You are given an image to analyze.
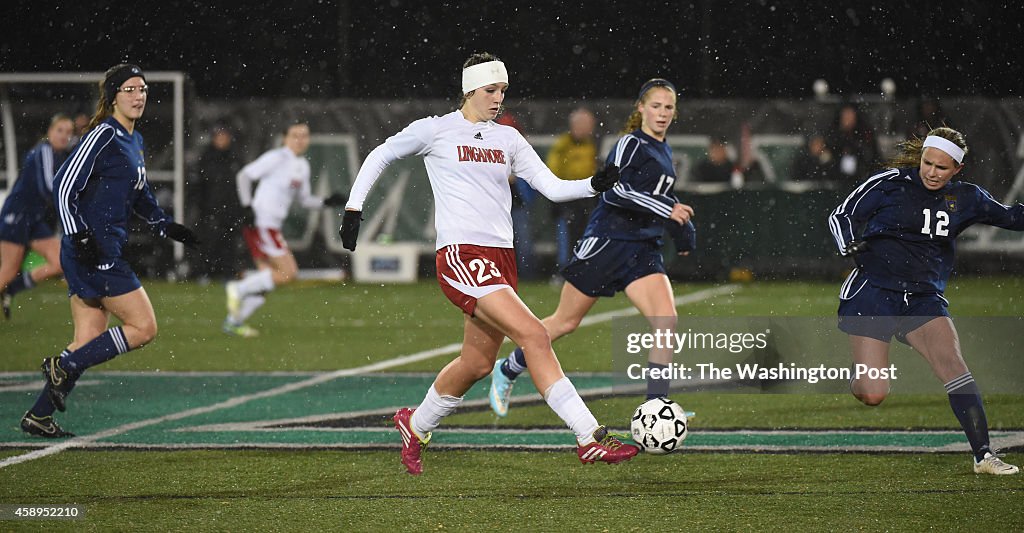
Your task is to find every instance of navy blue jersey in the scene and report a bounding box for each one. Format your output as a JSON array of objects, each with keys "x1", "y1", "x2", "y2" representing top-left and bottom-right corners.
[
  {"x1": 583, "y1": 129, "x2": 680, "y2": 242},
  {"x1": 54, "y1": 117, "x2": 169, "y2": 260},
  {"x1": 829, "y1": 167, "x2": 1024, "y2": 293},
  {"x1": 1, "y1": 140, "x2": 66, "y2": 219}
]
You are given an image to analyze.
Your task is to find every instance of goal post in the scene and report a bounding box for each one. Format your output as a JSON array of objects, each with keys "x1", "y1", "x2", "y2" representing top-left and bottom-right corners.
[{"x1": 0, "y1": 71, "x2": 187, "y2": 260}]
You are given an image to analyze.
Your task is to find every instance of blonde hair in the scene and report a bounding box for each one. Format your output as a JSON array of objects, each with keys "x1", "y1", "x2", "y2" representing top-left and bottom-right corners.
[
  {"x1": 622, "y1": 84, "x2": 677, "y2": 134},
  {"x1": 886, "y1": 126, "x2": 967, "y2": 168}
]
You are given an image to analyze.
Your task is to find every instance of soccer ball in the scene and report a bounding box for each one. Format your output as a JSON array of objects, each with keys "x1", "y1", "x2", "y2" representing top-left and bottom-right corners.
[{"x1": 630, "y1": 397, "x2": 688, "y2": 454}]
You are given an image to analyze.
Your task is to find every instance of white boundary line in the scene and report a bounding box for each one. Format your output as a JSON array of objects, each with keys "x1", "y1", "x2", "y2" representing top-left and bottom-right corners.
[{"x1": 0, "y1": 285, "x2": 739, "y2": 469}]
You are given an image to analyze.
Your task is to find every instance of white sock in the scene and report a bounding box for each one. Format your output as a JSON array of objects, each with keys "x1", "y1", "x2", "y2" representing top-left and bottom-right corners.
[
  {"x1": 544, "y1": 377, "x2": 600, "y2": 445},
  {"x1": 237, "y1": 295, "x2": 266, "y2": 323},
  {"x1": 410, "y1": 385, "x2": 463, "y2": 438},
  {"x1": 236, "y1": 269, "x2": 275, "y2": 297}
]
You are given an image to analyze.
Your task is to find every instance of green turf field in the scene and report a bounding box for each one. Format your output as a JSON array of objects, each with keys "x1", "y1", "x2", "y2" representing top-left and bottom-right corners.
[{"x1": 1, "y1": 277, "x2": 1023, "y2": 531}]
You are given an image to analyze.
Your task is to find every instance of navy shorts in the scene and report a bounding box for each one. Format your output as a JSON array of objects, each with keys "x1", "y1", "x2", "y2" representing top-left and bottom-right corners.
[
  {"x1": 60, "y1": 245, "x2": 141, "y2": 300},
  {"x1": 837, "y1": 270, "x2": 949, "y2": 344},
  {"x1": 560, "y1": 237, "x2": 665, "y2": 297},
  {"x1": 0, "y1": 212, "x2": 54, "y2": 245}
]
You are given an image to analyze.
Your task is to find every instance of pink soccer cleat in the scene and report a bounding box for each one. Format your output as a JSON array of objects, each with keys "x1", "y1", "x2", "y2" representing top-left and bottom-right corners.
[
  {"x1": 577, "y1": 426, "x2": 640, "y2": 464},
  {"x1": 394, "y1": 407, "x2": 431, "y2": 475}
]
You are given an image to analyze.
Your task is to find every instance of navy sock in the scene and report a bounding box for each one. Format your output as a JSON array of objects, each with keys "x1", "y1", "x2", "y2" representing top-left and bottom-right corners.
[
  {"x1": 29, "y1": 349, "x2": 71, "y2": 417},
  {"x1": 945, "y1": 372, "x2": 991, "y2": 461},
  {"x1": 62, "y1": 327, "x2": 131, "y2": 374},
  {"x1": 500, "y1": 347, "x2": 528, "y2": 380},
  {"x1": 7, "y1": 271, "x2": 34, "y2": 296},
  {"x1": 646, "y1": 362, "x2": 671, "y2": 399}
]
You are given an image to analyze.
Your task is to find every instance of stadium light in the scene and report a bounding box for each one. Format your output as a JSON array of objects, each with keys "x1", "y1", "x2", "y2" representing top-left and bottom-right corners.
[{"x1": 812, "y1": 78, "x2": 829, "y2": 102}]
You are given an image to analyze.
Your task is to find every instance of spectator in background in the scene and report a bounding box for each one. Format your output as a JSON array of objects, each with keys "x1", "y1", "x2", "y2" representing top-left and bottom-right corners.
[
  {"x1": 792, "y1": 133, "x2": 840, "y2": 183},
  {"x1": 827, "y1": 102, "x2": 879, "y2": 180},
  {"x1": 692, "y1": 137, "x2": 736, "y2": 184},
  {"x1": 190, "y1": 125, "x2": 244, "y2": 281},
  {"x1": 546, "y1": 107, "x2": 598, "y2": 274},
  {"x1": 906, "y1": 97, "x2": 947, "y2": 140},
  {"x1": 69, "y1": 111, "x2": 90, "y2": 147}
]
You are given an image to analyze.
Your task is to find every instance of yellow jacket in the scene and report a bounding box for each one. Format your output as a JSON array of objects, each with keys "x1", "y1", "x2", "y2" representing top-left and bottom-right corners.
[{"x1": 546, "y1": 133, "x2": 597, "y2": 181}]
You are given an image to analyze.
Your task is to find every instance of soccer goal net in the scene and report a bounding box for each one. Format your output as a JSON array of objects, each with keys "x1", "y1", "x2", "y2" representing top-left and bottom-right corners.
[{"x1": 0, "y1": 71, "x2": 187, "y2": 260}]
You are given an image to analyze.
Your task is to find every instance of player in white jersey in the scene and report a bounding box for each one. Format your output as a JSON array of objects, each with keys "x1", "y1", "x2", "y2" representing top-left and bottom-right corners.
[
  {"x1": 339, "y1": 52, "x2": 638, "y2": 474},
  {"x1": 223, "y1": 122, "x2": 346, "y2": 337}
]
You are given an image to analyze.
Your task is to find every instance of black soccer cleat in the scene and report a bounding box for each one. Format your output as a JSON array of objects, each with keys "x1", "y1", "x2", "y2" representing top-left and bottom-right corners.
[
  {"x1": 1, "y1": 288, "x2": 11, "y2": 319},
  {"x1": 41, "y1": 357, "x2": 75, "y2": 412},
  {"x1": 20, "y1": 412, "x2": 75, "y2": 438}
]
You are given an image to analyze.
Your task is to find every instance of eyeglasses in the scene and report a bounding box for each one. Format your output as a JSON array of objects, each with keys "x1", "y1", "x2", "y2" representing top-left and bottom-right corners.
[{"x1": 117, "y1": 85, "x2": 149, "y2": 95}]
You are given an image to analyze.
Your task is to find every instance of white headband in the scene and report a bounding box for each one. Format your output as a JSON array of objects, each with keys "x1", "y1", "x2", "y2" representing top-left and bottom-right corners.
[
  {"x1": 462, "y1": 61, "x2": 508, "y2": 94},
  {"x1": 922, "y1": 135, "x2": 965, "y2": 164}
]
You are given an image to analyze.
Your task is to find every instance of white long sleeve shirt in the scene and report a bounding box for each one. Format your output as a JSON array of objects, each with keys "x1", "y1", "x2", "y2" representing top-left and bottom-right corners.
[
  {"x1": 237, "y1": 147, "x2": 321, "y2": 229},
  {"x1": 347, "y1": 110, "x2": 596, "y2": 250}
]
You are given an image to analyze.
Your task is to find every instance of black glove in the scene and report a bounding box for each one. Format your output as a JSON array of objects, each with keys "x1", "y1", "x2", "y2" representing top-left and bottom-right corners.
[
  {"x1": 163, "y1": 222, "x2": 201, "y2": 249},
  {"x1": 71, "y1": 230, "x2": 101, "y2": 266},
  {"x1": 590, "y1": 165, "x2": 620, "y2": 193},
  {"x1": 844, "y1": 240, "x2": 869, "y2": 256},
  {"x1": 322, "y1": 192, "x2": 349, "y2": 207},
  {"x1": 339, "y1": 210, "x2": 362, "y2": 251}
]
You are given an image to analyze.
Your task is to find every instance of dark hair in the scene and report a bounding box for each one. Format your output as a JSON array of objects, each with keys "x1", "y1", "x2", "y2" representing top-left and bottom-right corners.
[
  {"x1": 622, "y1": 78, "x2": 678, "y2": 133},
  {"x1": 459, "y1": 52, "x2": 502, "y2": 108},
  {"x1": 886, "y1": 126, "x2": 967, "y2": 168},
  {"x1": 282, "y1": 121, "x2": 309, "y2": 136}
]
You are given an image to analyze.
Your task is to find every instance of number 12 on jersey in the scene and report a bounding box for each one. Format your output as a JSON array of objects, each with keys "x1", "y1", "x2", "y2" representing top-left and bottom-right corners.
[{"x1": 920, "y1": 208, "x2": 949, "y2": 237}]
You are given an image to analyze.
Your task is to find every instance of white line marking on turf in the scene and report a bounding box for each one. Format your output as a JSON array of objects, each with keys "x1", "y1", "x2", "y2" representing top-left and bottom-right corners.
[{"x1": 0, "y1": 285, "x2": 739, "y2": 469}]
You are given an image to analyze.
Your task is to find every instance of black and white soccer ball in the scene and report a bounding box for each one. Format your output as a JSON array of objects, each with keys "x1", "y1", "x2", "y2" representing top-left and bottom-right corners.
[{"x1": 630, "y1": 397, "x2": 688, "y2": 455}]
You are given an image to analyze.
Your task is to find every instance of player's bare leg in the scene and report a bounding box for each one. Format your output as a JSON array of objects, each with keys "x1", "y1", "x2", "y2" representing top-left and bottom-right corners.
[
  {"x1": 28, "y1": 237, "x2": 63, "y2": 283},
  {"x1": 625, "y1": 273, "x2": 677, "y2": 398},
  {"x1": 473, "y1": 288, "x2": 639, "y2": 463},
  {"x1": 848, "y1": 335, "x2": 891, "y2": 406},
  {"x1": 542, "y1": 282, "x2": 600, "y2": 341},
  {"x1": 262, "y1": 253, "x2": 298, "y2": 286},
  {"x1": 906, "y1": 318, "x2": 1017, "y2": 474},
  {"x1": 491, "y1": 282, "x2": 598, "y2": 416}
]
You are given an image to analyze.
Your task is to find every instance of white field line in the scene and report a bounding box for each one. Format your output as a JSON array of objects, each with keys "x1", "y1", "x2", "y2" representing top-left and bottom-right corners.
[{"x1": 0, "y1": 284, "x2": 739, "y2": 469}]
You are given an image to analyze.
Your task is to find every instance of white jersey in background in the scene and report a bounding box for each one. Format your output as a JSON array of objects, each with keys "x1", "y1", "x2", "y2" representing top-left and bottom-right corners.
[
  {"x1": 347, "y1": 110, "x2": 597, "y2": 250},
  {"x1": 237, "y1": 147, "x2": 321, "y2": 229}
]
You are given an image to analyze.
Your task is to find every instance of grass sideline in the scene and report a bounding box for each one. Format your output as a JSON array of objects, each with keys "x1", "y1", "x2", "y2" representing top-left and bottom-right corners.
[{"x1": 1, "y1": 277, "x2": 1023, "y2": 530}]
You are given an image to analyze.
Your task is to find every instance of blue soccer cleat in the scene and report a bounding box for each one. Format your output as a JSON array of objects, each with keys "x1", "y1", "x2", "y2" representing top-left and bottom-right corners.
[{"x1": 489, "y1": 359, "x2": 515, "y2": 417}]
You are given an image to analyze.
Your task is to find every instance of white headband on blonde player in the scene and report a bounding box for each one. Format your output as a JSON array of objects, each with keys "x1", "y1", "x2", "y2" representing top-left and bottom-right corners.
[
  {"x1": 462, "y1": 61, "x2": 509, "y2": 94},
  {"x1": 923, "y1": 135, "x2": 965, "y2": 164}
]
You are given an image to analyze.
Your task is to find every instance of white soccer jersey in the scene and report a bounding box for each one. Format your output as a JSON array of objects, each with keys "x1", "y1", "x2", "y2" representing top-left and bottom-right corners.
[
  {"x1": 348, "y1": 110, "x2": 596, "y2": 250},
  {"x1": 237, "y1": 146, "x2": 321, "y2": 229}
]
